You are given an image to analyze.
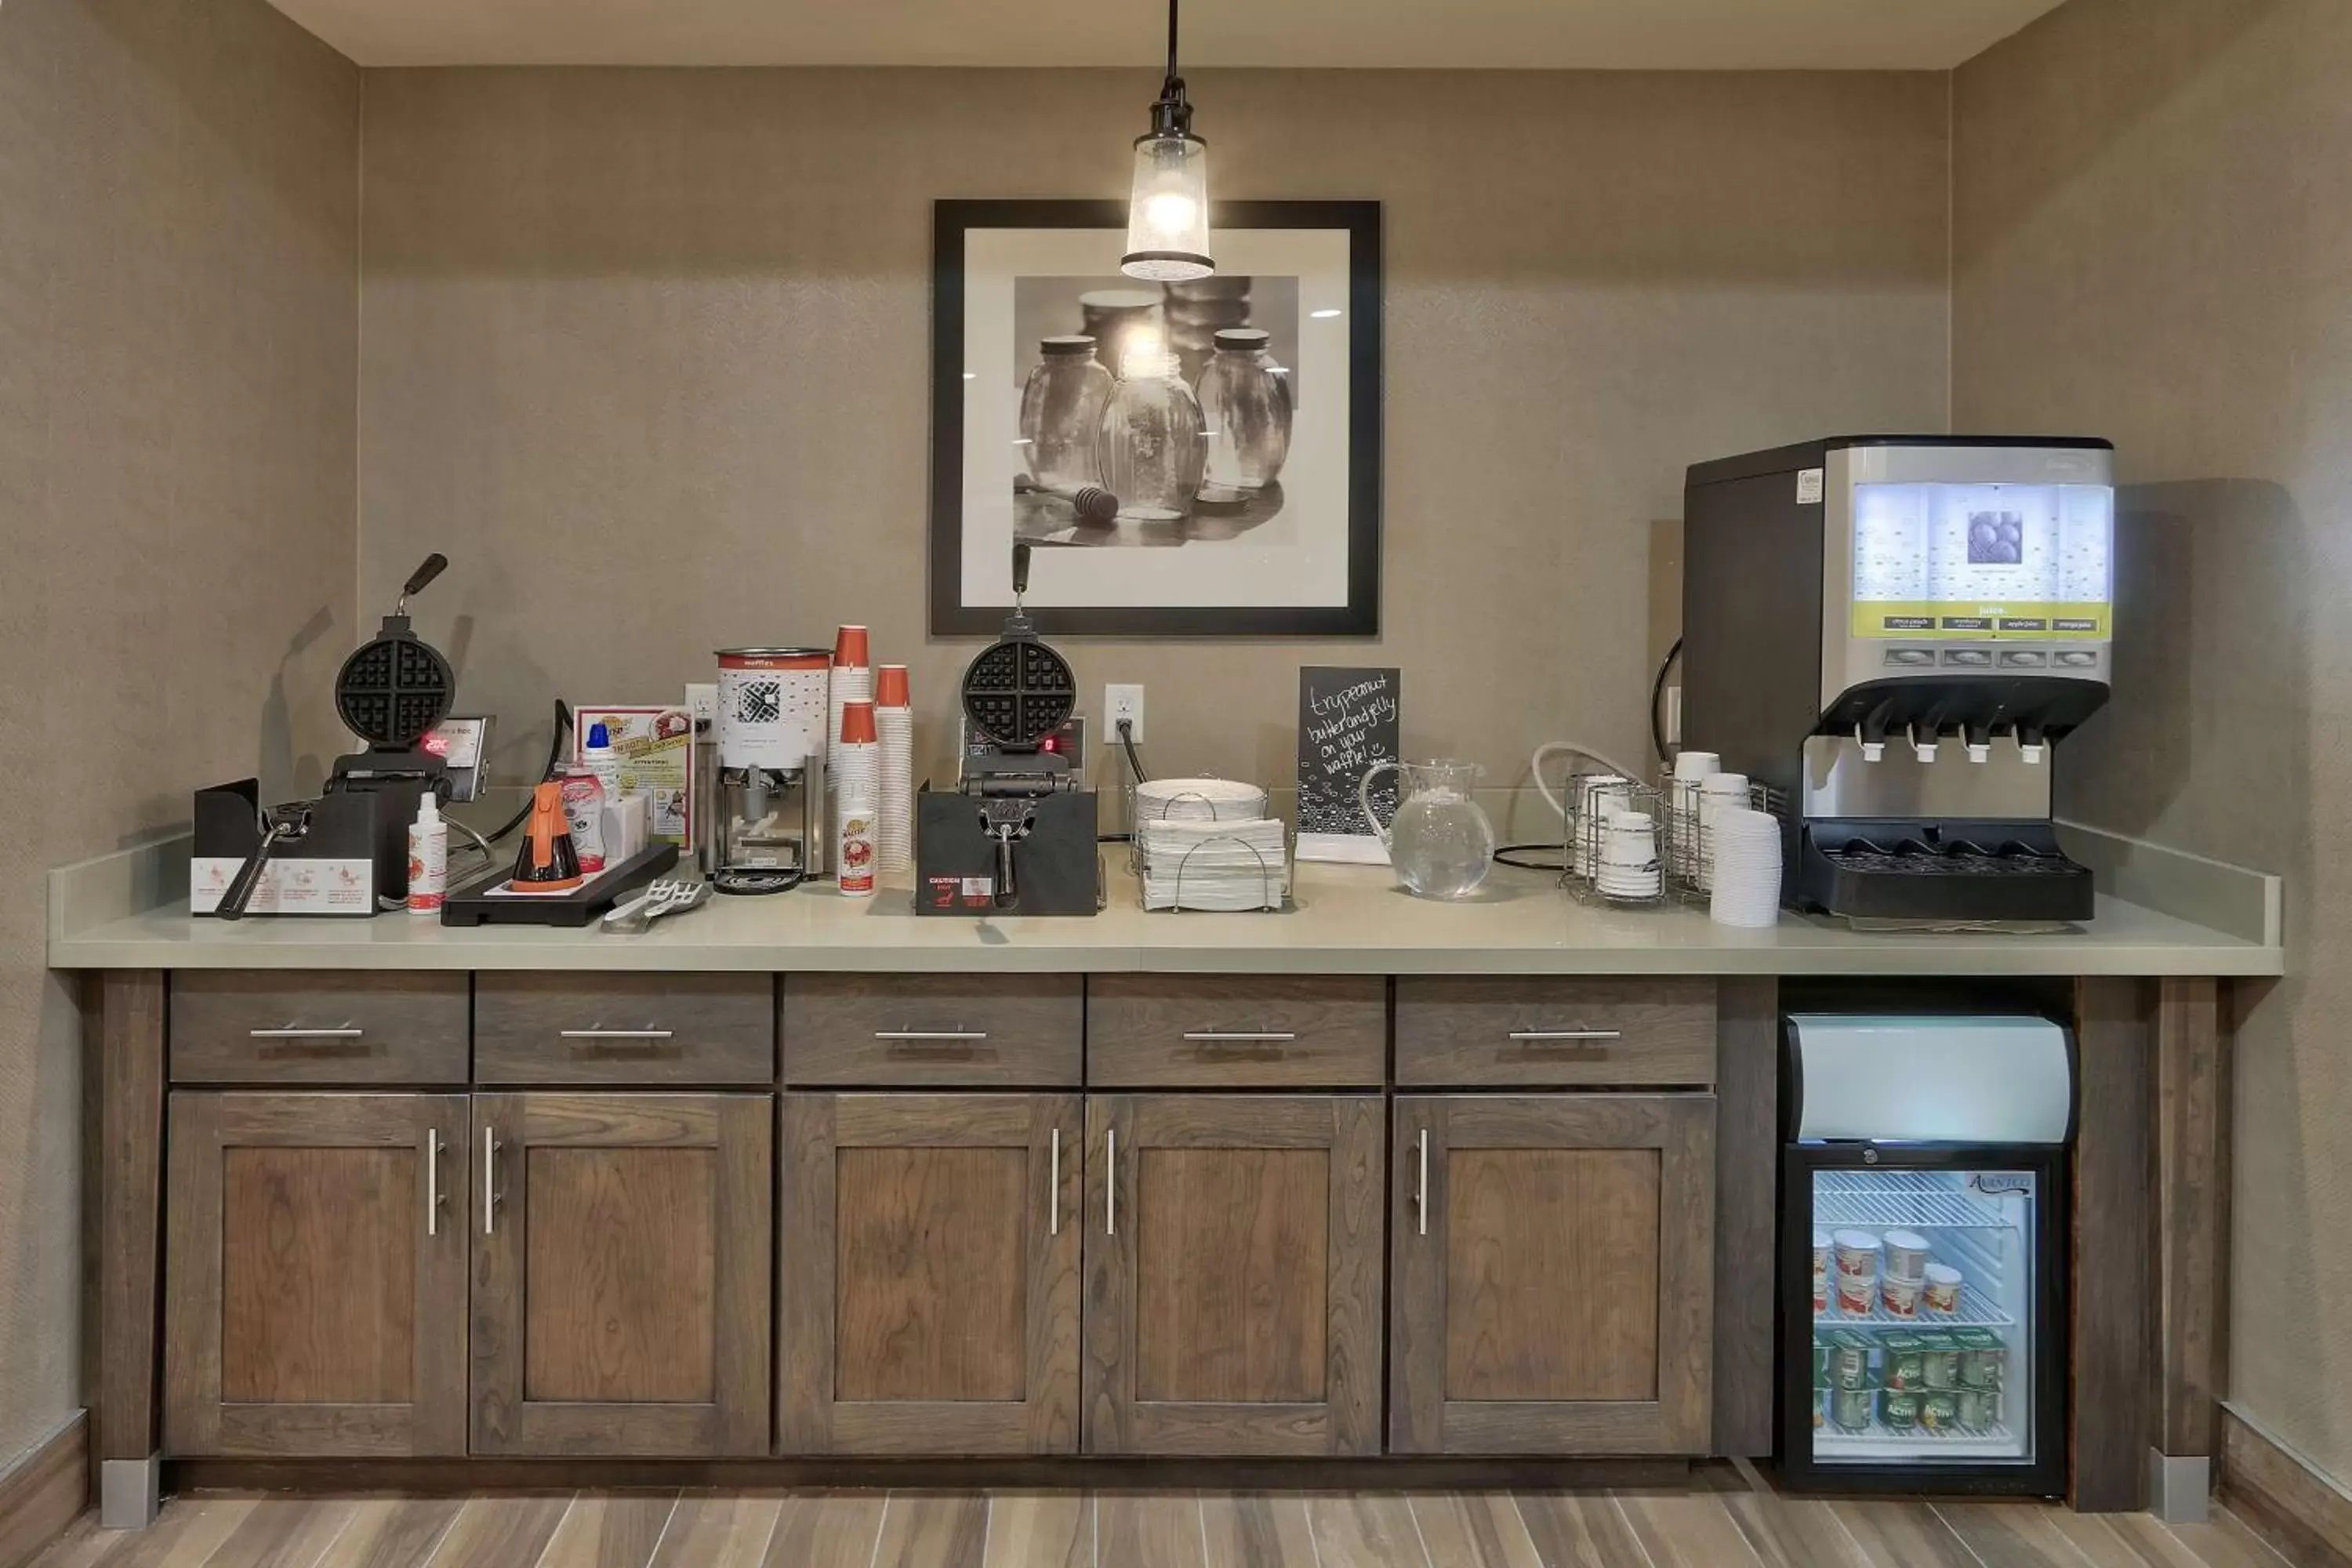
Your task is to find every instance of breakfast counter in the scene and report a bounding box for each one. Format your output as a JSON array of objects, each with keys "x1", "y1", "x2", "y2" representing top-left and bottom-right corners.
[{"x1": 52, "y1": 831, "x2": 2274, "y2": 1528}]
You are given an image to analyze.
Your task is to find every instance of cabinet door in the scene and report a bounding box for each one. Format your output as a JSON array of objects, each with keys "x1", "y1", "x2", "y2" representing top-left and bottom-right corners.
[
  {"x1": 779, "y1": 1093, "x2": 1080, "y2": 1454},
  {"x1": 1391, "y1": 1094, "x2": 1716, "y2": 1455},
  {"x1": 1083, "y1": 1094, "x2": 1383, "y2": 1455},
  {"x1": 165, "y1": 1092, "x2": 469, "y2": 1457},
  {"x1": 471, "y1": 1093, "x2": 772, "y2": 1456}
]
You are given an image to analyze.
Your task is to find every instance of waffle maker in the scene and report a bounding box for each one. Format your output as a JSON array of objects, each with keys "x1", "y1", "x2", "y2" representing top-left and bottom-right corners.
[
  {"x1": 216, "y1": 556, "x2": 459, "y2": 916},
  {"x1": 915, "y1": 545, "x2": 1101, "y2": 915}
]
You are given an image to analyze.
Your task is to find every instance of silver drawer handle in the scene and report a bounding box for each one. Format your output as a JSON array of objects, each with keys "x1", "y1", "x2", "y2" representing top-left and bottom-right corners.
[
  {"x1": 1182, "y1": 1031, "x2": 1297, "y2": 1043},
  {"x1": 483, "y1": 1127, "x2": 502, "y2": 1236},
  {"x1": 1105, "y1": 1127, "x2": 1116, "y2": 1236},
  {"x1": 1049, "y1": 1129, "x2": 1061, "y2": 1237},
  {"x1": 1417, "y1": 1128, "x2": 1429, "y2": 1237},
  {"x1": 558, "y1": 1028, "x2": 676, "y2": 1040},
  {"x1": 249, "y1": 1026, "x2": 364, "y2": 1039},
  {"x1": 1507, "y1": 1029, "x2": 1623, "y2": 1043},
  {"x1": 426, "y1": 1129, "x2": 443, "y2": 1237},
  {"x1": 873, "y1": 1030, "x2": 989, "y2": 1042}
]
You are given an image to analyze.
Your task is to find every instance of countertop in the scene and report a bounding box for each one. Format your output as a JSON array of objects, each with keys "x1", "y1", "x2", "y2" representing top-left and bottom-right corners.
[{"x1": 46, "y1": 841, "x2": 2285, "y2": 977}]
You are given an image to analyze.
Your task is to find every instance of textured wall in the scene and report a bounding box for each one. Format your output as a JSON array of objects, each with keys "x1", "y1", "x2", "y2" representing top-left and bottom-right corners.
[
  {"x1": 0, "y1": 0, "x2": 358, "y2": 1465},
  {"x1": 359, "y1": 67, "x2": 1950, "y2": 795},
  {"x1": 1955, "y1": 0, "x2": 2352, "y2": 1486}
]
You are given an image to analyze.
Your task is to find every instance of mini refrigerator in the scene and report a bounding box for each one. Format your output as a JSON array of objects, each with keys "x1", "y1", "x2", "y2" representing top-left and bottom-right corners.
[{"x1": 1777, "y1": 1014, "x2": 2072, "y2": 1496}]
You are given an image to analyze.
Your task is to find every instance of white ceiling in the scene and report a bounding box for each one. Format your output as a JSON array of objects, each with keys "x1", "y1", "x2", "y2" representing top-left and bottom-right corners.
[{"x1": 269, "y1": 0, "x2": 2067, "y2": 71}]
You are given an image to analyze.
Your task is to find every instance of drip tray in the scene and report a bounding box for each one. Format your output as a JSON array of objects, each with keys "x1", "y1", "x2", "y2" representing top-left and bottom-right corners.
[{"x1": 1800, "y1": 820, "x2": 2094, "y2": 923}]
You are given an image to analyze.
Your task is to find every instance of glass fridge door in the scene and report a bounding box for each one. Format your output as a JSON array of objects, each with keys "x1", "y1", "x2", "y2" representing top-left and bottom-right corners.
[{"x1": 1807, "y1": 1167, "x2": 2038, "y2": 1465}]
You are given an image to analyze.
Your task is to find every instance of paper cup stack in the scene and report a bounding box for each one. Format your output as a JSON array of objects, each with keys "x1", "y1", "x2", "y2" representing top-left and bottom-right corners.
[
  {"x1": 1595, "y1": 810, "x2": 1662, "y2": 902},
  {"x1": 1696, "y1": 772, "x2": 1751, "y2": 891},
  {"x1": 828, "y1": 626, "x2": 872, "y2": 782},
  {"x1": 1706, "y1": 806, "x2": 1783, "y2": 927},
  {"x1": 1570, "y1": 774, "x2": 1632, "y2": 877},
  {"x1": 876, "y1": 664, "x2": 913, "y2": 876},
  {"x1": 833, "y1": 699, "x2": 879, "y2": 866},
  {"x1": 1668, "y1": 751, "x2": 1719, "y2": 882}
]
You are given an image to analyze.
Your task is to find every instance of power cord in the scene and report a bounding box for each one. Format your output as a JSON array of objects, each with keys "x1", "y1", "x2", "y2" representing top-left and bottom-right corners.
[
  {"x1": 1494, "y1": 843, "x2": 1567, "y2": 873},
  {"x1": 1650, "y1": 637, "x2": 1682, "y2": 765},
  {"x1": 477, "y1": 699, "x2": 575, "y2": 847},
  {"x1": 1098, "y1": 717, "x2": 1151, "y2": 844}
]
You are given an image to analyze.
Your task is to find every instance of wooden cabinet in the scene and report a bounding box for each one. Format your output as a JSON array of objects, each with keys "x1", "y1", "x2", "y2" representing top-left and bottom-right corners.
[
  {"x1": 1083, "y1": 1094, "x2": 1383, "y2": 1455},
  {"x1": 1389, "y1": 1094, "x2": 1715, "y2": 1455},
  {"x1": 779, "y1": 1093, "x2": 1080, "y2": 1454},
  {"x1": 164, "y1": 1092, "x2": 470, "y2": 1456},
  {"x1": 782, "y1": 975, "x2": 1083, "y2": 1087},
  {"x1": 474, "y1": 973, "x2": 775, "y2": 1085},
  {"x1": 1394, "y1": 978, "x2": 1717, "y2": 1087},
  {"x1": 1085, "y1": 976, "x2": 1386, "y2": 1088},
  {"x1": 169, "y1": 972, "x2": 470, "y2": 1084},
  {"x1": 470, "y1": 1092, "x2": 772, "y2": 1456}
]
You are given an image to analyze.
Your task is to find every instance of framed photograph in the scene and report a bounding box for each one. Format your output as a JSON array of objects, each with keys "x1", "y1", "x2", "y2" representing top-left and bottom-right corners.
[{"x1": 930, "y1": 199, "x2": 1382, "y2": 637}]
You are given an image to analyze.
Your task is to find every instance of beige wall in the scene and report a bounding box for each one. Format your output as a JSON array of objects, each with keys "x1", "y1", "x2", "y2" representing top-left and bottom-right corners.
[
  {"x1": 358, "y1": 67, "x2": 1951, "y2": 796},
  {"x1": 1955, "y1": 0, "x2": 2352, "y2": 1486},
  {"x1": 0, "y1": 0, "x2": 358, "y2": 1464}
]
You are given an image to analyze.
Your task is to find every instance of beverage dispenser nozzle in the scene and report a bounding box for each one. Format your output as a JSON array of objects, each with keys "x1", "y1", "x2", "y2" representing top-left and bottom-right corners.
[
  {"x1": 1965, "y1": 721, "x2": 1993, "y2": 764},
  {"x1": 2016, "y1": 724, "x2": 2047, "y2": 764},
  {"x1": 1853, "y1": 722, "x2": 1886, "y2": 764},
  {"x1": 1907, "y1": 722, "x2": 1939, "y2": 764}
]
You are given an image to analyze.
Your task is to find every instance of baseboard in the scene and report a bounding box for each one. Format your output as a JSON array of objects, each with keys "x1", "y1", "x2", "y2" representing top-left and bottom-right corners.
[
  {"x1": 0, "y1": 1413, "x2": 90, "y2": 1568},
  {"x1": 2221, "y1": 1406, "x2": 2352, "y2": 1568}
]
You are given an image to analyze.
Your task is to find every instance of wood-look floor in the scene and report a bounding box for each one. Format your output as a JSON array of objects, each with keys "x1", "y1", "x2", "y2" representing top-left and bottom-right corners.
[{"x1": 29, "y1": 1466, "x2": 2292, "y2": 1568}]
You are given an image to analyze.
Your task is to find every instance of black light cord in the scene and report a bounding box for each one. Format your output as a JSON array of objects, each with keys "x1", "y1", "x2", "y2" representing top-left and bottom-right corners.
[
  {"x1": 1116, "y1": 717, "x2": 1150, "y2": 786},
  {"x1": 477, "y1": 699, "x2": 575, "y2": 848},
  {"x1": 1494, "y1": 843, "x2": 1567, "y2": 873},
  {"x1": 1650, "y1": 637, "x2": 1683, "y2": 765}
]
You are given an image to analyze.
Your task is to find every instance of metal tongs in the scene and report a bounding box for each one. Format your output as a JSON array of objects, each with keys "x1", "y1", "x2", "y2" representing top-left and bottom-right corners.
[{"x1": 600, "y1": 877, "x2": 713, "y2": 934}]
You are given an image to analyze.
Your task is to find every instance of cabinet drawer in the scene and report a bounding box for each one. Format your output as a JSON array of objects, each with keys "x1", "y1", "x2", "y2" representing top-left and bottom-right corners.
[
  {"x1": 1087, "y1": 975, "x2": 1385, "y2": 1087},
  {"x1": 169, "y1": 972, "x2": 469, "y2": 1083},
  {"x1": 1396, "y1": 978, "x2": 1715, "y2": 1087},
  {"x1": 782, "y1": 974, "x2": 1082, "y2": 1086},
  {"x1": 474, "y1": 973, "x2": 774, "y2": 1084}
]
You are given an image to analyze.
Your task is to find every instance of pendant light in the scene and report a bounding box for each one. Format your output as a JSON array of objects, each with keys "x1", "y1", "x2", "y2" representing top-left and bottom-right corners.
[{"x1": 1120, "y1": 0, "x2": 1214, "y2": 281}]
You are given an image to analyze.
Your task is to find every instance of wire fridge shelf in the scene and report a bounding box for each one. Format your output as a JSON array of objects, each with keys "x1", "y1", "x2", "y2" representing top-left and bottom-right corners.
[{"x1": 1813, "y1": 1171, "x2": 2022, "y2": 1230}]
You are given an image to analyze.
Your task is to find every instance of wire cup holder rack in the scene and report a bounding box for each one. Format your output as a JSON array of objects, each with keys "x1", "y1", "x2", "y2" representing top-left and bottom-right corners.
[
  {"x1": 1125, "y1": 780, "x2": 1295, "y2": 913},
  {"x1": 1552, "y1": 764, "x2": 1783, "y2": 909}
]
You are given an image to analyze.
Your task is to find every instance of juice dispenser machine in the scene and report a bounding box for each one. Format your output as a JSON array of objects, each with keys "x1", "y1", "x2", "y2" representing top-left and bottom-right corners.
[{"x1": 1681, "y1": 437, "x2": 2115, "y2": 922}]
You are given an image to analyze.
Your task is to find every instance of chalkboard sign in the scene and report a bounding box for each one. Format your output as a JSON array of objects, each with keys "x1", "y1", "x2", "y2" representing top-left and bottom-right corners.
[{"x1": 1297, "y1": 666, "x2": 1401, "y2": 864}]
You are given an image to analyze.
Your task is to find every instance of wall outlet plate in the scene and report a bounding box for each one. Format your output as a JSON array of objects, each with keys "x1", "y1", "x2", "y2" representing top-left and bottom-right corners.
[
  {"x1": 686, "y1": 683, "x2": 718, "y2": 725},
  {"x1": 1105, "y1": 684, "x2": 1145, "y2": 742}
]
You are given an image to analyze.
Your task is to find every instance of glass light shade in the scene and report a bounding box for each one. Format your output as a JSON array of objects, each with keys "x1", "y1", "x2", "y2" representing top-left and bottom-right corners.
[{"x1": 1121, "y1": 133, "x2": 1212, "y2": 281}]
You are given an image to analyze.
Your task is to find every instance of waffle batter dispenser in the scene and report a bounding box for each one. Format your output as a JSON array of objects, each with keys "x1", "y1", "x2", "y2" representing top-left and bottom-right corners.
[
  {"x1": 916, "y1": 546, "x2": 1100, "y2": 915},
  {"x1": 1681, "y1": 437, "x2": 2115, "y2": 923}
]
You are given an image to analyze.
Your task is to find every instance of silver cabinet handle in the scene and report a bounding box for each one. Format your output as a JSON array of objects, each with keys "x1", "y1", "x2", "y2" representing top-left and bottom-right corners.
[
  {"x1": 249, "y1": 1026, "x2": 364, "y2": 1039},
  {"x1": 1105, "y1": 1127, "x2": 1116, "y2": 1236},
  {"x1": 426, "y1": 1129, "x2": 443, "y2": 1237},
  {"x1": 1182, "y1": 1031, "x2": 1297, "y2": 1043},
  {"x1": 1507, "y1": 1029, "x2": 1623, "y2": 1043},
  {"x1": 873, "y1": 1030, "x2": 989, "y2": 1042},
  {"x1": 482, "y1": 1126, "x2": 502, "y2": 1236},
  {"x1": 1049, "y1": 1129, "x2": 1061, "y2": 1237},
  {"x1": 1417, "y1": 1128, "x2": 1429, "y2": 1237},
  {"x1": 559, "y1": 1028, "x2": 675, "y2": 1040}
]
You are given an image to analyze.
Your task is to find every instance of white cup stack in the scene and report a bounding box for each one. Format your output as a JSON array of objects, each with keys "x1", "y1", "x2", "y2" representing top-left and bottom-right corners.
[
  {"x1": 1706, "y1": 806, "x2": 1784, "y2": 927},
  {"x1": 833, "y1": 698, "x2": 880, "y2": 862},
  {"x1": 1668, "y1": 750, "x2": 1720, "y2": 881},
  {"x1": 875, "y1": 665, "x2": 914, "y2": 876},
  {"x1": 1696, "y1": 772, "x2": 1751, "y2": 891},
  {"x1": 1570, "y1": 773, "x2": 1632, "y2": 877},
  {"x1": 1595, "y1": 810, "x2": 1663, "y2": 902}
]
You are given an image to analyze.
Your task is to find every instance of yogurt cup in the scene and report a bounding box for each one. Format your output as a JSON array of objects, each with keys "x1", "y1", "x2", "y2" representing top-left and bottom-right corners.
[
  {"x1": 1884, "y1": 1229, "x2": 1933, "y2": 1279},
  {"x1": 1835, "y1": 1270, "x2": 1875, "y2": 1316},
  {"x1": 1880, "y1": 1271, "x2": 1924, "y2": 1318},
  {"x1": 1922, "y1": 1263, "x2": 1964, "y2": 1314},
  {"x1": 1831, "y1": 1229, "x2": 1882, "y2": 1281}
]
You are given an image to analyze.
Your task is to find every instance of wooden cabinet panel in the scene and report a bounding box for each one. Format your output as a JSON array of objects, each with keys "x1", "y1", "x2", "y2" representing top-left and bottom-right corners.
[
  {"x1": 1391, "y1": 1094, "x2": 1715, "y2": 1455},
  {"x1": 780, "y1": 1094, "x2": 1080, "y2": 1454},
  {"x1": 165, "y1": 1092, "x2": 469, "y2": 1457},
  {"x1": 474, "y1": 973, "x2": 775, "y2": 1085},
  {"x1": 472, "y1": 1092, "x2": 771, "y2": 1456},
  {"x1": 782, "y1": 975, "x2": 1082, "y2": 1087},
  {"x1": 1394, "y1": 978, "x2": 1717, "y2": 1087},
  {"x1": 1086, "y1": 976, "x2": 1385, "y2": 1088},
  {"x1": 1084, "y1": 1094, "x2": 1382, "y2": 1455},
  {"x1": 169, "y1": 972, "x2": 469, "y2": 1084}
]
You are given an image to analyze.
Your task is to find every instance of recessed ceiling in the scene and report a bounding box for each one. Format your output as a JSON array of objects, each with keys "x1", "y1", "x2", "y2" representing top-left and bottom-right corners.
[{"x1": 270, "y1": 0, "x2": 2065, "y2": 71}]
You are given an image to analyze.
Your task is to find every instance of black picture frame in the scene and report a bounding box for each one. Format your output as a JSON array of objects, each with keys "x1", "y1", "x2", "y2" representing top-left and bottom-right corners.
[{"x1": 929, "y1": 198, "x2": 1383, "y2": 637}]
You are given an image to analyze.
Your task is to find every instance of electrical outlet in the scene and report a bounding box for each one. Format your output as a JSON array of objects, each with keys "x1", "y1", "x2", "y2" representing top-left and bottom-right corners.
[
  {"x1": 686, "y1": 683, "x2": 718, "y2": 725},
  {"x1": 1105, "y1": 684, "x2": 1145, "y2": 742}
]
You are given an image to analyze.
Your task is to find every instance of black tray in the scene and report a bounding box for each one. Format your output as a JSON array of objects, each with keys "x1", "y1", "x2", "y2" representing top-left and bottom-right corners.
[
  {"x1": 1798, "y1": 820, "x2": 2092, "y2": 922},
  {"x1": 440, "y1": 844, "x2": 679, "y2": 928}
]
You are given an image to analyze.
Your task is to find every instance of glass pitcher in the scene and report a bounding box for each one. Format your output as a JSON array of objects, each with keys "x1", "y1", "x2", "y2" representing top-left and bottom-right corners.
[{"x1": 1358, "y1": 759, "x2": 1496, "y2": 900}]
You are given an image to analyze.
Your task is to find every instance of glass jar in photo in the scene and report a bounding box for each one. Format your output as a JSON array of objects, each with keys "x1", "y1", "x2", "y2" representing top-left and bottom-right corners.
[
  {"x1": 1018, "y1": 336, "x2": 1115, "y2": 492},
  {"x1": 1195, "y1": 327, "x2": 1294, "y2": 501},
  {"x1": 1096, "y1": 339, "x2": 1207, "y2": 524}
]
